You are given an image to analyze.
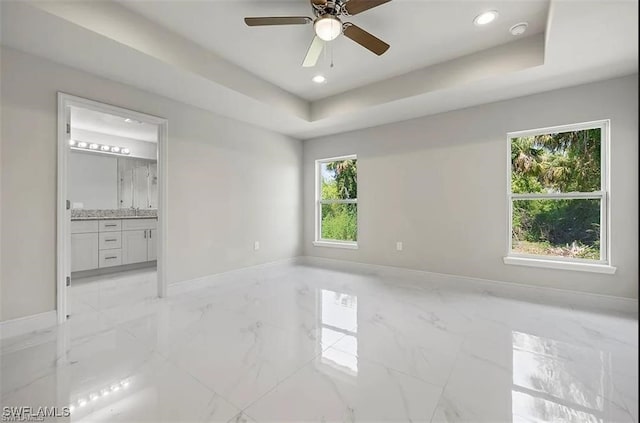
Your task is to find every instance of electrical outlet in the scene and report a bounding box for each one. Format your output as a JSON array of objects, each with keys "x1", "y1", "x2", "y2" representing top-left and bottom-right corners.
[
  {"x1": 254, "y1": 241, "x2": 260, "y2": 251},
  {"x1": 396, "y1": 242, "x2": 403, "y2": 251}
]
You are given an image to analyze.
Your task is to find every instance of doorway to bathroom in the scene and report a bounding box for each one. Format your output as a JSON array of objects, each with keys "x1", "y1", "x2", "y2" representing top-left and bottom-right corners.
[{"x1": 56, "y1": 94, "x2": 168, "y2": 324}]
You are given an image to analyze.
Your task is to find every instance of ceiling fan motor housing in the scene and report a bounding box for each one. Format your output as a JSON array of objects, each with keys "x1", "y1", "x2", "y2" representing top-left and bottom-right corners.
[{"x1": 312, "y1": 0, "x2": 347, "y2": 17}]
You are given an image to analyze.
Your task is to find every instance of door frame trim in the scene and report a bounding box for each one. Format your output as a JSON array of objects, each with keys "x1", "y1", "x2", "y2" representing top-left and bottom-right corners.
[{"x1": 57, "y1": 93, "x2": 169, "y2": 323}]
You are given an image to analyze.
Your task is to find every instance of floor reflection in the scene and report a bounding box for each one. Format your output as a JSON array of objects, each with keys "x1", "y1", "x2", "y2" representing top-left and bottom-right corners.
[
  {"x1": 318, "y1": 289, "x2": 358, "y2": 376},
  {"x1": 512, "y1": 330, "x2": 609, "y2": 423},
  {"x1": 69, "y1": 378, "x2": 131, "y2": 419}
]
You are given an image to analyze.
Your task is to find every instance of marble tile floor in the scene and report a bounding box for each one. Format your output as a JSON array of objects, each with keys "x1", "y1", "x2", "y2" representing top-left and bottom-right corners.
[{"x1": 0, "y1": 264, "x2": 637, "y2": 422}]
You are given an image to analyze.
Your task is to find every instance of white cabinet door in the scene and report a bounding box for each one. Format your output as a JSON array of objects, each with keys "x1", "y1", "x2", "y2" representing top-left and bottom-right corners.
[
  {"x1": 122, "y1": 230, "x2": 148, "y2": 264},
  {"x1": 71, "y1": 233, "x2": 99, "y2": 272},
  {"x1": 147, "y1": 229, "x2": 157, "y2": 261}
]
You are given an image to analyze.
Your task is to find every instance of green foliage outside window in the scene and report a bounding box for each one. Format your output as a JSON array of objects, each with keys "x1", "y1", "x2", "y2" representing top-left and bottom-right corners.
[
  {"x1": 511, "y1": 128, "x2": 602, "y2": 260},
  {"x1": 320, "y1": 159, "x2": 357, "y2": 242}
]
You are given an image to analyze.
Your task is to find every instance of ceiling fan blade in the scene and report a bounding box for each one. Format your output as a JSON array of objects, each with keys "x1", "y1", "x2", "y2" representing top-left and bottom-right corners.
[
  {"x1": 244, "y1": 16, "x2": 312, "y2": 26},
  {"x1": 344, "y1": 0, "x2": 391, "y2": 16},
  {"x1": 343, "y1": 24, "x2": 390, "y2": 56},
  {"x1": 302, "y1": 36, "x2": 324, "y2": 67}
]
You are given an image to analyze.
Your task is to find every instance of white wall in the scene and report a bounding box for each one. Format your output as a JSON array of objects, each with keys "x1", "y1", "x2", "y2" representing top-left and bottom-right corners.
[
  {"x1": 304, "y1": 75, "x2": 638, "y2": 300},
  {"x1": 68, "y1": 151, "x2": 118, "y2": 209},
  {"x1": 0, "y1": 47, "x2": 303, "y2": 321}
]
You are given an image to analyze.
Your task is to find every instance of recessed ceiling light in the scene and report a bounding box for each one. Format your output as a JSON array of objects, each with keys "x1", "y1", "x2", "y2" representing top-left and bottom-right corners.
[
  {"x1": 89, "y1": 143, "x2": 99, "y2": 150},
  {"x1": 474, "y1": 10, "x2": 498, "y2": 26},
  {"x1": 509, "y1": 22, "x2": 528, "y2": 35},
  {"x1": 77, "y1": 141, "x2": 88, "y2": 148},
  {"x1": 69, "y1": 139, "x2": 77, "y2": 146},
  {"x1": 124, "y1": 118, "x2": 133, "y2": 123},
  {"x1": 312, "y1": 75, "x2": 326, "y2": 84}
]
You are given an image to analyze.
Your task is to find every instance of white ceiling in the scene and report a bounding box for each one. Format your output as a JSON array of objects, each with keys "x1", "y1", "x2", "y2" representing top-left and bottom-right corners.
[
  {"x1": 1, "y1": 0, "x2": 637, "y2": 139},
  {"x1": 71, "y1": 107, "x2": 159, "y2": 142},
  {"x1": 120, "y1": 0, "x2": 550, "y2": 101}
]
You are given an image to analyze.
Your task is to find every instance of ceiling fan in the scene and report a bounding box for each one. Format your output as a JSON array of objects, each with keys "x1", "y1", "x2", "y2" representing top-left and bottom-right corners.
[{"x1": 244, "y1": 0, "x2": 392, "y2": 68}]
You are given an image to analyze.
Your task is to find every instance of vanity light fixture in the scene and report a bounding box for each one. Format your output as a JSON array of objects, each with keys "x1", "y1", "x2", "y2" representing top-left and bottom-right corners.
[{"x1": 71, "y1": 142, "x2": 131, "y2": 155}]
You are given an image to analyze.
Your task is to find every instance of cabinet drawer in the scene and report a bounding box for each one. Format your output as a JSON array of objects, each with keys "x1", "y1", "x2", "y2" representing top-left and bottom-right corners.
[
  {"x1": 99, "y1": 249, "x2": 122, "y2": 268},
  {"x1": 99, "y1": 232, "x2": 122, "y2": 250},
  {"x1": 99, "y1": 220, "x2": 122, "y2": 232},
  {"x1": 71, "y1": 220, "x2": 99, "y2": 234},
  {"x1": 122, "y1": 218, "x2": 157, "y2": 231}
]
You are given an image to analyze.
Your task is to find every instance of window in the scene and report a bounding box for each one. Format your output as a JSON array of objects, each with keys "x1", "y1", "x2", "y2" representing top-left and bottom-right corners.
[
  {"x1": 506, "y1": 121, "x2": 613, "y2": 272},
  {"x1": 314, "y1": 155, "x2": 358, "y2": 248}
]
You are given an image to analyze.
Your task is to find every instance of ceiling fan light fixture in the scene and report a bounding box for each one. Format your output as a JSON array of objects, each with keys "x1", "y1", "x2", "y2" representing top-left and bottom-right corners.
[
  {"x1": 312, "y1": 75, "x2": 326, "y2": 83},
  {"x1": 314, "y1": 16, "x2": 342, "y2": 41}
]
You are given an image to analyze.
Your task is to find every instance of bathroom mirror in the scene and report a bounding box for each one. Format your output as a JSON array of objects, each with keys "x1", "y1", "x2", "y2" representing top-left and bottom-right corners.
[{"x1": 68, "y1": 150, "x2": 157, "y2": 210}]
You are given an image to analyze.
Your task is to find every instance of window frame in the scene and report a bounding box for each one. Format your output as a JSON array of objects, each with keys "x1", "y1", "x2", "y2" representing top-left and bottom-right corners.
[
  {"x1": 314, "y1": 154, "x2": 359, "y2": 249},
  {"x1": 505, "y1": 120, "x2": 615, "y2": 273}
]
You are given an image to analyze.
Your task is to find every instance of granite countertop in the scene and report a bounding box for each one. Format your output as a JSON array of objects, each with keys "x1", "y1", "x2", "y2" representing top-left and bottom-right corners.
[
  {"x1": 70, "y1": 209, "x2": 157, "y2": 221},
  {"x1": 71, "y1": 216, "x2": 158, "y2": 221}
]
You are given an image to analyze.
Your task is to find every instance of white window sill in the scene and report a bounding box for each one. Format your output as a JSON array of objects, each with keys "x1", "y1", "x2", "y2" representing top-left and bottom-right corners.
[
  {"x1": 503, "y1": 256, "x2": 616, "y2": 274},
  {"x1": 313, "y1": 240, "x2": 359, "y2": 250}
]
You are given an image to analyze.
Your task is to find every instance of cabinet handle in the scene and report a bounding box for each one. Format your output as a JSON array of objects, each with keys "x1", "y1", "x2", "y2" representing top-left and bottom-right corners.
[
  {"x1": 105, "y1": 224, "x2": 117, "y2": 227},
  {"x1": 149, "y1": 230, "x2": 152, "y2": 239},
  {"x1": 144, "y1": 230, "x2": 147, "y2": 239},
  {"x1": 105, "y1": 256, "x2": 117, "y2": 260},
  {"x1": 105, "y1": 238, "x2": 117, "y2": 242}
]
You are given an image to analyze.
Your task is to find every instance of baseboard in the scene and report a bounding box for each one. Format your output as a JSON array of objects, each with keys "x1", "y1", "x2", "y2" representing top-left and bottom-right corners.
[
  {"x1": 0, "y1": 310, "x2": 58, "y2": 340},
  {"x1": 297, "y1": 256, "x2": 638, "y2": 316},
  {"x1": 72, "y1": 261, "x2": 156, "y2": 279},
  {"x1": 168, "y1": 256, "x2": 303, "y2": 296}
]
